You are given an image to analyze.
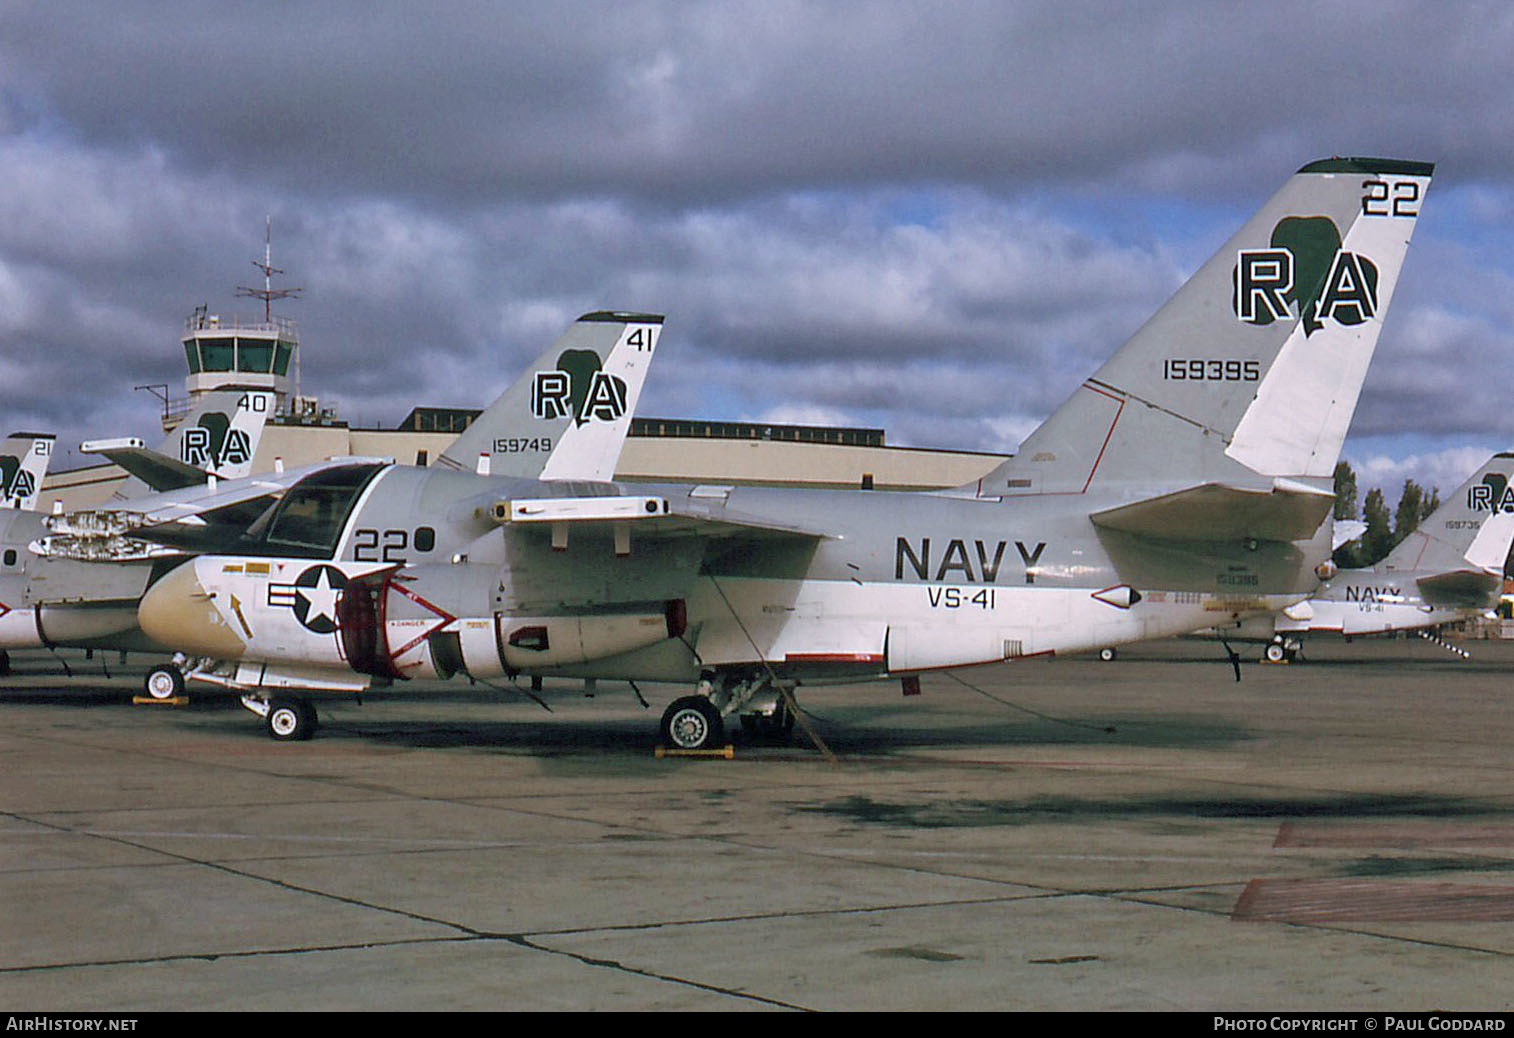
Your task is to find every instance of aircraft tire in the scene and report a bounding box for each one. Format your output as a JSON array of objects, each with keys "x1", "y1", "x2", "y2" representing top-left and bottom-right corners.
[
  {"x1": 0, "y1": 650, "x2": 9, "y2": 676},
  {"x1": 1098, "y1": 647, "x2": 1117, "y2": 662},
  {"x1": 1264, "y1": 643, "x2": 1286, "y2": 663},
  {"x1": 661, "y1": 695, "x2": 724, "y2": 751},
  {"x1": 267, "y1": 697, "x2": 317, "y2": 741},
  {"x1": 144, "y1": 665, "x2": 185, "y2": 700}
]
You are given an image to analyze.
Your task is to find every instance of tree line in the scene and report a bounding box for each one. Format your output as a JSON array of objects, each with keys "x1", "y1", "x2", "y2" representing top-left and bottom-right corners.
[{"x1": 1331, "y1": 459, "x2": 1439, "y2": 569}]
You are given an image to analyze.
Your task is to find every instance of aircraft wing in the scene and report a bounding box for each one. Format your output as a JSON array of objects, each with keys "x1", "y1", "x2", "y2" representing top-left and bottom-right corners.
[
  {"x1": 32, "y1": 458, "x2": 387, "y2": 561},
  {"x1": 82, "y1": 440, "x2": 218, "y2": 493},
  {"x1": 495, "y1": 487, "x2": 829, "y2": 543},
  {"x1": 1089, "y1": 479, "x2": 1334, "y2": 543},
  {"x1": 125, "y1": 458, "x2": 379, "y2": 526}
]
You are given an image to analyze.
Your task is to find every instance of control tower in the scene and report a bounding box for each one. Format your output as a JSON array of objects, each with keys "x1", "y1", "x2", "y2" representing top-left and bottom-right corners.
[
  {"x1": 166, "y1": 219, "x2": 314, "y2": 430},
  {"x1": 181, "y1": 307, "x2": 299, "y2": 406}
]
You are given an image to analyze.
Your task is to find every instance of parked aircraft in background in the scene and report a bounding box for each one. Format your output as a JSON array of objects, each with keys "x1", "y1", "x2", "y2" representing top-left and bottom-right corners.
[
  {"x1": 1206, "y1": 453, "x2": 1514, "y2": 661},
  {"x1": 123, "y1": 157, "x2": 1432, "y2": 746},
  {"x1": 32, "y1": 312, "x2": 660, "y2": 713},
  {"x1": 0, "y1": 432, "x2": 54, "y2": 673},
  {"x1": 0, "y1": 433, "x2": 54, "y2": 512},
  {"x1": 0, "y1": 390, "x2": 275, "y2": 673},
  {"x1": 84, "y1": 389, "x2": 275, "y2": 500},
  {"x1": 6, "y1": 310, "x2": 660, "y2": 699}
]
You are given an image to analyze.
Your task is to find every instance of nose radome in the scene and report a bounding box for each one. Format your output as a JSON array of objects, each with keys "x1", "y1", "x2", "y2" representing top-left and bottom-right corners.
[{"x1": 138, "y1": 560, "x2": 248, "y2": 658}]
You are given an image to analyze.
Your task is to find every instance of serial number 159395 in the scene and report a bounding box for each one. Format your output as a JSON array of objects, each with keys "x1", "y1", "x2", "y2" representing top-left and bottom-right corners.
[{"x1": 1163, "y1": 358, "x2": 1260, "y2": 381}]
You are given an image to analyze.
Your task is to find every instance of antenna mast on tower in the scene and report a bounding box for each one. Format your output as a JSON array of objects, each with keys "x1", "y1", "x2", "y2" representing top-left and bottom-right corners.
[
  {"x1": 233, "y1": 214, "x2": 304, "y2": 402},
  {"x1": 236, "y1": 216, "x2": 302, "y2": 322}
]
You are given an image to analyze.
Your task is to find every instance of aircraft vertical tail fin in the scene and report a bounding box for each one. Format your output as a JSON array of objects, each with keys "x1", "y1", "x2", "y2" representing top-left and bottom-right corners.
[
  {"x1": 0, "y1": 432, "x2": 55, "y2": 510},
  {"x1": 99, "y1": 389, "x2": 276, "y2": 498},
  {"x1": 436, "y1": 312, "x2": 662, "y2": 482},
  {"x1": 1380, "y1": 453, "x2": 1514, "y2": 583},
  {"x1": 967, "y1": 158, "x2": 1433, "y2": 504}
]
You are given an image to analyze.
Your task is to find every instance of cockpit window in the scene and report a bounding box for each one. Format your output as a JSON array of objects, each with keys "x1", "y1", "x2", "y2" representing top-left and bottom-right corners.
[{"x1": 254, "y1": 464, "x2": 384, "y2": 557}]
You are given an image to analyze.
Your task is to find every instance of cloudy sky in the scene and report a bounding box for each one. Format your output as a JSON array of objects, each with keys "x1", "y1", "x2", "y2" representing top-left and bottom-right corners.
[{"x1": 2, "y1": 1, "x2": 1512, "y2": 503}]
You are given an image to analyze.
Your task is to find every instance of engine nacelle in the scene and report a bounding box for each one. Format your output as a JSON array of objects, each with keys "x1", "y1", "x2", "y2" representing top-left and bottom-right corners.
[
  {"x1": 0, "y1": 604, "x2": 38, "y2": 649},
  {"x1": 501, "y1": 604, "x2": 686, "y2": 669},
  {"x1": 454, "y1": 603, "x2": 686, "y2": 679},
  {"x1": 35, "y1": 603, "x2": 141, "y2": 646}
]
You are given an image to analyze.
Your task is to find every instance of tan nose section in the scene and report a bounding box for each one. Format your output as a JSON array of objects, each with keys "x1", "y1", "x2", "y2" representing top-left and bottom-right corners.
[{"x1": 138, "y1": 561, "x2": 248, "y2": 658}]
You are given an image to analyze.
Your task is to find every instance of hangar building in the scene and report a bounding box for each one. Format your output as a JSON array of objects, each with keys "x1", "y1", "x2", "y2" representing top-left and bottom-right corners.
[{"x1": 39, "y1": 310, "x2": 1005, "y2": 512}]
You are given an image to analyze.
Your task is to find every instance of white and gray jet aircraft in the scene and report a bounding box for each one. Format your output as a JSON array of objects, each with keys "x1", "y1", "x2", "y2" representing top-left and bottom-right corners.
[
  {"x1": 113, "y1": 157, "x2": 1435, "y2": 747},
  {"x1": 1208, "y1": 452, "x2": 1514, "y2": 661}
]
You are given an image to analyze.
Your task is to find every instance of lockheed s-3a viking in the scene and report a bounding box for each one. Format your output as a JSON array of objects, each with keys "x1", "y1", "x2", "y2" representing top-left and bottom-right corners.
[{"x1": 128, "y1": 158, "x2": 1431, "y2": 747}]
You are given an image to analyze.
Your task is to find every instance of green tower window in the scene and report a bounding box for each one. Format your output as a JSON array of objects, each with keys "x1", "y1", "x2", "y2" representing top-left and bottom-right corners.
[
  {"x1": 199, "y1": 337, "x2": 234, "y2": 371},
  {"x1": 238, "y1": 338, "x2": 274, "y2": 373}
]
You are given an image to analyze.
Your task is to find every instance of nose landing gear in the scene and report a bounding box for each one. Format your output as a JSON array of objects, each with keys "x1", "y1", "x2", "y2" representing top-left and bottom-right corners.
[{"x1": 242, "y1": 693, "x2": 319, "y2": 741}]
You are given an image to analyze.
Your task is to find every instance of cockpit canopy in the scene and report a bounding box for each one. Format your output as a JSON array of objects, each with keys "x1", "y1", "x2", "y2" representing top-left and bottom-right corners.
[{"x1": 243, "y1": 463, "x2": 384, "y2": 558}]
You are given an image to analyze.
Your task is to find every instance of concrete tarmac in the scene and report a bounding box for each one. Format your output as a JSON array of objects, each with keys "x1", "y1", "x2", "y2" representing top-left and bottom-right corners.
[{"x1": 2, "y1": 637, "x2": 1513, "y2": 1012}]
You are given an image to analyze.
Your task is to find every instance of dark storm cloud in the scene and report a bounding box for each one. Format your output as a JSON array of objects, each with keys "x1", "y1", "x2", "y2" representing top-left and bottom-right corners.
[{"x1": 7, "y1": 2, "x2": 1512, "y2": 204}]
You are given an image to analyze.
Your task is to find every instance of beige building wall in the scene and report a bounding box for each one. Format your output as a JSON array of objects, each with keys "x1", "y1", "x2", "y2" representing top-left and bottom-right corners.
[{"x1": 616, "y1": 436, "x2": 1001, "y2": 491}]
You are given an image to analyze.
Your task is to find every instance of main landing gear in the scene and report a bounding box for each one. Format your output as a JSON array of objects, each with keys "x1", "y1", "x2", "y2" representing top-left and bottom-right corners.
[
  {"x1": 659, "y1": 671, "x2": 797, "y2": 751},
  {"x1": 660, "y1": 696, "x2": 724, "y2": 751},
  {"x1": 1263, "y1": 637, "x2": 1300, "y2": 663}
]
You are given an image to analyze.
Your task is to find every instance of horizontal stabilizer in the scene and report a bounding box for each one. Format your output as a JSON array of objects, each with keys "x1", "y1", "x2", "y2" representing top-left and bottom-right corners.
[
  {"x1": 88, "y1": 444, "x2": 217, "y2": 492},
  {"x1": 1090, "y1": 480, "x2": 1333, "y2": 543},
  {"x1": 1332, "y1": 519, "x2": 1367, "y2": 551},
  {"x1": 1414, "y1": 569, "x2": 1504, "y2": 610}
]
